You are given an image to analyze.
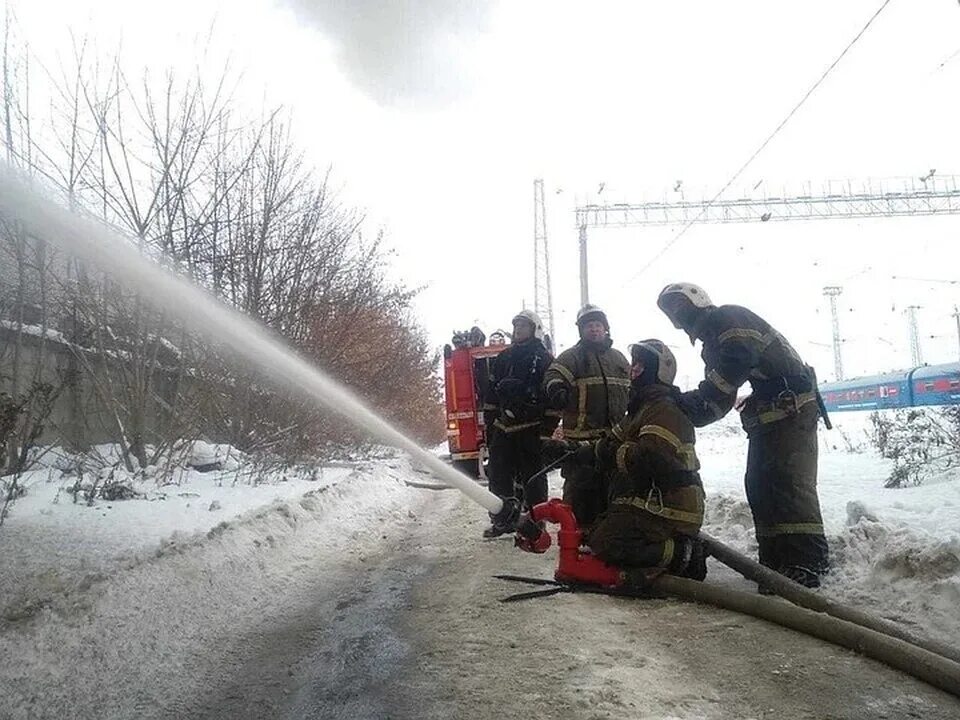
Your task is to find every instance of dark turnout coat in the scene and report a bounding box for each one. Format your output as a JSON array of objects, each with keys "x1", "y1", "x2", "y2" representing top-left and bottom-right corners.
[
  {"x1": 588, "y1": 383, "x2": 705, "y2": 572},
  {"x1": 543, "y1": 338, "x2": 631, "y2": 440}
]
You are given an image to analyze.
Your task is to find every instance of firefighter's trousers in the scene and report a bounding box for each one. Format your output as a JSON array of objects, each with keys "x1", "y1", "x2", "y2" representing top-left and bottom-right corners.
[
  {"x1": 744, "y1": 403, "x2": 830, "y2": 574},
  {"x1": 588, "y1": 486, "x2": 705, "y2": 576},
  {"x1": 487, "y1": 426, "x2": 547, "y2": 509},
  {"x1": 561, "y1": 463, "x2": 609, "y2": 532}
]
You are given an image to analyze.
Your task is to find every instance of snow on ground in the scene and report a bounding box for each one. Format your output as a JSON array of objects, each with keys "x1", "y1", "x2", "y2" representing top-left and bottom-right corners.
[
  {"x1": 1, "y1": 414, "x2": 959, "y2": 716},
  {"x1": 698, "y1": 410, "x2": 960, "y2": 646},
  {"x1": 0, "y1": 445, "x2": 435, "y2": 718},
  {"x1": 0, "y1": 445, "x2": 365, "y2": 621}
]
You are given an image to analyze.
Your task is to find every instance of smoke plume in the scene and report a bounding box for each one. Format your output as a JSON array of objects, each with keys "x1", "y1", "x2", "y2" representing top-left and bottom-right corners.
[{"x1": 282, "y1": 0, "x2": 495, "y2": 107}]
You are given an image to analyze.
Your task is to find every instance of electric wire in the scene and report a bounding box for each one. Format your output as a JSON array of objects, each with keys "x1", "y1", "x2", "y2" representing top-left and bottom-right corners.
[{"x1": 617, "y1": 0, "x2": 895, "y2": 288}]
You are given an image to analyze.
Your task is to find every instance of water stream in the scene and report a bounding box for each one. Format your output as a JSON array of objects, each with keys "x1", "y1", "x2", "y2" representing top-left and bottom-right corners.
[{"x1": 0, "y1": 166, "x2": 501, "y2": 514}]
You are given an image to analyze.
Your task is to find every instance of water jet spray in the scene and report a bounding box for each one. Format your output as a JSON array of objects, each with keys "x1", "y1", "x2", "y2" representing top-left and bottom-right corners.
[{"x1": 0, "y1": 165, "x2": 513, "y2": 522}]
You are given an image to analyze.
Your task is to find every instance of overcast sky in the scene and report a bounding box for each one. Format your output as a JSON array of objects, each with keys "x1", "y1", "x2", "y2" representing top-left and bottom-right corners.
[{"x1": 11, "y1": 0, "x2": 960, "y2": 384}]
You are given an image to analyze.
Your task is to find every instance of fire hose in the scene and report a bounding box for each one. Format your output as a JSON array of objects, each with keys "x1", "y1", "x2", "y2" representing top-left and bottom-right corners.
[
  {"x1": 652, "y1": 574, "x2": 960, "y2": 699},
  {"x1": 507, "y1": 499, "x2": 960, "y2": 700},
  {"x1": 699, "y1": 531, "x2": 960, "y2": 666}
]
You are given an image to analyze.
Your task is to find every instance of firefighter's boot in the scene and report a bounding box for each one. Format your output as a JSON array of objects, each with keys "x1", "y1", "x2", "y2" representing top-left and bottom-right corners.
[
  {"x1": 781, "y1": 564, "x2": 821, "y2": 589},
  {"x1": 483, "y1": 524, "x2": 511, "y2": 539},
  {"x1": 682, "y1": 537, "x2": 708, "y2": 581}
]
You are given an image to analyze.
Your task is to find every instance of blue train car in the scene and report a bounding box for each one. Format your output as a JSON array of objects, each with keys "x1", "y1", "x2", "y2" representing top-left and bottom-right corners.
[
  {"x1": 911, "y1": 363, "x2": 960, "y2": 408},
  {"x1": 819, "y1": 361, "x2": 960, "y2": 412}
]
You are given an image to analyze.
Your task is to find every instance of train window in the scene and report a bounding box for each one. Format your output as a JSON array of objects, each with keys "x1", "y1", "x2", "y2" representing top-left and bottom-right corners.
[
  {"x1": 950, "y1": 379, "x2": 960, "y2": 389},
  {"x1": 925, "y1": 382, "x2": 935, "y2": 392},
  {"x1": 865, "y1": 389, "x2": 876, "y2": 397}
]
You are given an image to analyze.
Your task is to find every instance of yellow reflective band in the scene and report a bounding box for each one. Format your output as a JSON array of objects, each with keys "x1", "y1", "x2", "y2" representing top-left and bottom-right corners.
[
  {"x1": 549, "y1": 362, "x2": 575, "y2": 385},
  {"x1": 562, "y1": 428, "x2": 605, "y2": 440},
  {"x1": 615, "y1": 442, "x2": 637, "y2": 472},
  {"x1": 707, "y1": 369, "x2": 737, "y2": 396},
  {"x1": 577, "y1": 378, "x2": 589, "y2": 431},
  {"x1": 611, "y1": 423, "x2": 625, "y2": 440},
  {"x1": 717, "y1": 327, "x2": 765, "y2": 345},
  {"x1": 756, "y1": 522, "x2": 825, "y2": 537},
  {"x1": 612, "y1": 497, "x2": 704, "y2": 526},
  {"x1": 579, "y1": 376, "x2": 631, "y2": 387},
  {"x1": 493, "y1": 420, "x2": 541, "y2": 433},
  {"x1": 659, "y1": 538, "x2": 675, "y2": 568},
  {"x1": 755, "y1": 393, "x2": 817, "y2": 424},
  {"x1": 638, "y1": 424, "x2": 682, "y2": 449},
  {"x1": 637, "y1": 425, "x2": 698, "y2": 471},
  {"x1": 543, "y1": 409, "x2": 562, "y2": 417}
]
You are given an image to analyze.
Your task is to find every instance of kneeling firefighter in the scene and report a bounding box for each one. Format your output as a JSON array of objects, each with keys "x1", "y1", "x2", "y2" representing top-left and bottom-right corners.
[{"x1": 546, "y1": 340, "x2": 707, "y2": 579}]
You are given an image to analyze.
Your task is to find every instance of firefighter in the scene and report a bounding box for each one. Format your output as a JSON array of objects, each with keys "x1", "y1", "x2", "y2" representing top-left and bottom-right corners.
[
  {"x1": 576, "y1": 340, "x2": 707, "y2": 579},
  {"x1": 656, "y1": 282, "x2": 829, "y2": 588},
  {"x1": 481, "y1": 309, "x2": 557, "y2": 538},
  {"x1": 543, "y1": 304, "x2": 631, "y2": 531}
]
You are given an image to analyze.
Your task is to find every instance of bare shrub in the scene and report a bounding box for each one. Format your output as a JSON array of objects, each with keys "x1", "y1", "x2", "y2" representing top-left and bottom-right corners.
[{"x1": 869, "y1": 408, "x2": 960, "y2": 488}]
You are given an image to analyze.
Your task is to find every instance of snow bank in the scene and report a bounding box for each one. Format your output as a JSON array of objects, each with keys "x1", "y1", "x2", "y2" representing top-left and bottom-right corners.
[
  {"x1": 0, "y1": 443, "x2": 378, "y2": 619},
  {"x1": 698, "y1": 410, "x2": 960, "y2": 647},
  {"x1": 0, "y1": 452, "x2": 429, "y2": 719}
]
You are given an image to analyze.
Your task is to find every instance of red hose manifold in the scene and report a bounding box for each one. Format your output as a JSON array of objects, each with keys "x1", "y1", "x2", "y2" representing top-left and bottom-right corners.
[{"x1": 527, "y1": 498, "x2": 623, "y2": 588}]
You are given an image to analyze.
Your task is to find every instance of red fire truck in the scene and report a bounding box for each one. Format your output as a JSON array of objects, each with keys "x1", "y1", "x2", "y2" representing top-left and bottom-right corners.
[{"x1": 442, "y1": 327, "x2": 506, "y2": 477}]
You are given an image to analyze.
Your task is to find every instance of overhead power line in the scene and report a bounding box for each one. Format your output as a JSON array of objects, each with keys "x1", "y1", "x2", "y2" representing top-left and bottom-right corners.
[{"x1": 624, "y1": 0, "x2": 895, "y2": 282}]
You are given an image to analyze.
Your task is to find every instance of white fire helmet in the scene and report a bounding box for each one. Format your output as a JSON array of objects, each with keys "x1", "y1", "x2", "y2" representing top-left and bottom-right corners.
[
  {"x1": 629, "y1": 339, "x2": 678, "y2": 385},
  {"x1": 657, "y1": 283, "x2": 714, "y2": 332},
  {"x1": 657, "y1": 283, "x2": 713, "y2": 311},
  {"x1": 511, "y1": 309, "x2": 544, "y2": 341},
  {"x1": 575, "y1": 304, "x2": 610, "y2": 331}
]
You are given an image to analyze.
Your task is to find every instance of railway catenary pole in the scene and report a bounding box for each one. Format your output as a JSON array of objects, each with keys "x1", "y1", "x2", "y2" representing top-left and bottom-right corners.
[
  {"x1": 906, "y1": 305, "x2": 923, "y2": 367},
  {"x1": 823, "y1": 286, "x2": 844, "y2": 380},
  {"x1": 578, "y1": 223, "x2": 589, "y2": 306},
  {"x1": 953, "y1": 306, "x2": 960, "y2": 361}
]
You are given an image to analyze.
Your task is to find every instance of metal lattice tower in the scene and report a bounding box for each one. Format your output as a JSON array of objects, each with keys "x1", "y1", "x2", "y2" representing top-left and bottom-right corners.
[
  {"x1": 822, "y1": 286, "x2": 844, "y2": 380},
  {"x1": 574, "y1": 175, "x2": 960, "y2": 304},
  {"x1": 533, "y1": 179, "x2": 556, "y2": 344},
  {"x1": 906, "y1": 305, "x2": 923, "y2": 367}
]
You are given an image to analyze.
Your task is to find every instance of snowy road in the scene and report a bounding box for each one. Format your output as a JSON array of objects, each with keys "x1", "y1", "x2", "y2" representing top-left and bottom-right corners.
[
  {"x1": 3, "y1": 452, "x2": 960, "y2": 719},
  {"x1": 184, "y1": 486, "x2": 958, "y2": 720}
]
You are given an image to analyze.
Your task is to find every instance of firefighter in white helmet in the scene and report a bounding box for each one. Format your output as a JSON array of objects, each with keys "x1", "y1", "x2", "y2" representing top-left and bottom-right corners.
[
  {"x1": 481, "y1": 309, "x2": 558, "y2": 538},
  {"x1": 657, "y1": 282, "x2": 829, "y2": 588},
  {"x1": 542, "y1": 304, "x2": 630, "y2": 531}
]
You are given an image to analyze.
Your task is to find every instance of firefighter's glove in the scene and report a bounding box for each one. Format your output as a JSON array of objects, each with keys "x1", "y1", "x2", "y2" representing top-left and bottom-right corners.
[
  {"x1": 542, "y1": 438, "x2": 573, "y2": 463},
  {"x1": 546, "y1": 383, "x2": 570, "y2": 410},
  {"x1": 514, "y1": 513, "x2": 551, "y2": 554},
  {"x1": 495, "y1": 378, "x2": 525, "y2": 401},
  {"x1": 594, "y1": 436, "x2": 619, "y2": 471}
]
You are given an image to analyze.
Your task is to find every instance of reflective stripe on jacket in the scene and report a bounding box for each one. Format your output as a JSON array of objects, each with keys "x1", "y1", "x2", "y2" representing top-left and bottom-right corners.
[
  {"x1": 607, "y1": 384, "x2": 703, "y2": 505},
  {"x1": 679, "y1": 305, "x2": 812, "y2": 429},
  {"x1": 543, "y1": 339, "x2": 630, "y2": 439}
]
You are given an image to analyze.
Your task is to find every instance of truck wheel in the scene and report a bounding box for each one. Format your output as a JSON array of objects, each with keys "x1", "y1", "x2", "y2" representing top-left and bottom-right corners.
[{"x1": 453, "y1": 458, "x2": 480, "y2": 478}]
